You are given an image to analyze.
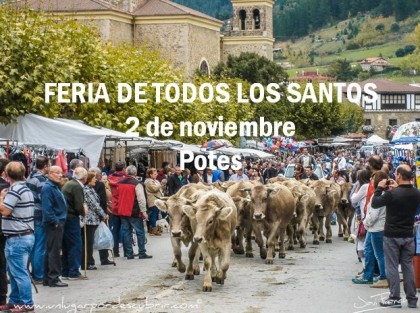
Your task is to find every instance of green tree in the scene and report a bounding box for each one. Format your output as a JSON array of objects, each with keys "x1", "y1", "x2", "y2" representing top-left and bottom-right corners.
[
  {"x1": 213, "y1": 52, "x2": 288, "y2": 85},
  {"x1": 402, "y1": 23, "x2": 420, "y2": 71},
  {"x1": 328, "y1": 59, "x2": 357, "y2": 81}
]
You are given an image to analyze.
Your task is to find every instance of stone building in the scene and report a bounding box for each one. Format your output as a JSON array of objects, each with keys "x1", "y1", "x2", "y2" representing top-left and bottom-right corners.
[
  {"x1": 15, "y1": 0, "x2": 275, "y2": 77},
  {"x1": 348, "y1": 79, "x2": 420, "y2": 139}
]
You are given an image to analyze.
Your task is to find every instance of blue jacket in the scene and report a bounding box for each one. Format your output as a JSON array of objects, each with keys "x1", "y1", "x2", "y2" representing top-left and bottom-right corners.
[{"x1": 41, "y1": 179, "x2": 68, "y2": 225}]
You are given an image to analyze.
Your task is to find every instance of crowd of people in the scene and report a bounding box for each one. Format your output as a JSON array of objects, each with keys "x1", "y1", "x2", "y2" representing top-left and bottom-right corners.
[{"x1": 0, "y1": 144, "x2": 418, "y2": 311}]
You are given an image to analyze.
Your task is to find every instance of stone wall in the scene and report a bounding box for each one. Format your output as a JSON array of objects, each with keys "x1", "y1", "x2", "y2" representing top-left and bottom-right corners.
[
  {"x1": 221, "y1": 41, "x2": 273, "y2": 62},
  {"x1": 364, "y1": 111, "x2": 420, "y2": 138},
  {"x1": 135, "y1": 23, "x2": 189, "y2": 73},
  {"x1": 187, "y1": 24, "x2": 221, "y2": 76}
]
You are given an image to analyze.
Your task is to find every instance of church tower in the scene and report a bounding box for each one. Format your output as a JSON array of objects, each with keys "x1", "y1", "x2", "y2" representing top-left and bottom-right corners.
[{"x1": 222, "y1": 0, "x2": 275, "y2": 61}]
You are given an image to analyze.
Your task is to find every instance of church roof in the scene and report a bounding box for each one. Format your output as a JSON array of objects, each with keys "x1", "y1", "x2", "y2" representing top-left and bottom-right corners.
[
  {"x1": 10, "y1": 0, "x2": 126, "y2": 14},
  {"x1": 133, "y1": 0, "x2": 222, "y2": 23}
]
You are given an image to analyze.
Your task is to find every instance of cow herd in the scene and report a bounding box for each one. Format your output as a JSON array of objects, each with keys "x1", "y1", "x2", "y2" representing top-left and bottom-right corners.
[{"x1": 154, "y1": 178, "x2": 354, "y2": 292}]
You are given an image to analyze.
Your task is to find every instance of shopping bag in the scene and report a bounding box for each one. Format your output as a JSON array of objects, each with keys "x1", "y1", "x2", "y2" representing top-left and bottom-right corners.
[{"x1": 93, "y1": 221, "x2": 114, "y2": 250}]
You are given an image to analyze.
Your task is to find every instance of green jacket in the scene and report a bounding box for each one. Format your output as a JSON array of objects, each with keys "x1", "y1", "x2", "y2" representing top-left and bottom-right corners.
[{"x1": 62, "y1": 179, "x2": 85, "y2": 218}]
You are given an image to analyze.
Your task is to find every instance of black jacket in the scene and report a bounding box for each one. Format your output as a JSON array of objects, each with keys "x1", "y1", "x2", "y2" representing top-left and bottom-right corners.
[{"x1": 372, "y1": 184, "x2": 420, "y2": 238}]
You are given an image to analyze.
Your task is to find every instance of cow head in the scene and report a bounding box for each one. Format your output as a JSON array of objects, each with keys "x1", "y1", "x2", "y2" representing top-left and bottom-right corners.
[
  {"x1": 340, "y1": 182, "x2": 353, "y2": 205},
  {"x1": 155, "y1": 196, "x2": 191, "y2": 238},
  {"x1": 184, "y1": 199, "x2": 234, "y2": 244},
  {"x1": 250, "y1": 185, "x2": 277, "y2": 220},
  {"x1": 311, "y1": 181, "x2": 328, "y2": 212}
]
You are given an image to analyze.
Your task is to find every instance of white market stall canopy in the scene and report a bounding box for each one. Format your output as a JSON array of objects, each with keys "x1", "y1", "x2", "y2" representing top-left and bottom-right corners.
[
  {"x1": 0, "y1": 114, "x2": 149, "y2": 166},
  {"x1": 366, "y1": 134, "x2": 388, "y2": 145},
  {"x1": 0, "y1": 114, "x2": 106, "y2": 166}
]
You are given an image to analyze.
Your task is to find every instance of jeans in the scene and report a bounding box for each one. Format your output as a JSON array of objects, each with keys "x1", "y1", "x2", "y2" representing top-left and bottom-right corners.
[
  {"x1": 30, "y1": 219, "x2": 46, "y2": 281},
  {"x1": 0, "y1": 234, "x2": 7, "y2": 304},
  {"x1": 110, "y1": 215, "x2": 121, "y2": 255},
  {"x1": 147, "y1": 206, "x2": 159, "y2": 228},
  {"x1": 364, "y1": 231, "x2": 386, "y2": 281},
  {"x1": 5, "y1": 235, "x2": 35, "y2": 306},
  {"x1": 121, "y1": 217, "x2": 146, "y2": 257},
  {"x1": 62, "y1": 216, "x2": 82, "y2": 277}
]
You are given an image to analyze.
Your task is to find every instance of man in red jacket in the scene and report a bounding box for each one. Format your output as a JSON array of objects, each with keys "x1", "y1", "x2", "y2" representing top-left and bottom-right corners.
[
  {"x1": 118, "y1": 166, "x2": 152, "y2": 259},
  {"x1": 108, "y1": 162, "x2": 127, "y2": 257}
]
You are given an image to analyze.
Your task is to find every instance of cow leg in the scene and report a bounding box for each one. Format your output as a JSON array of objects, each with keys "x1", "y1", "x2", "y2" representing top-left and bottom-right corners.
[
  {"x1": 200, "y1": 245, "x2": 213, "y2": 292},
  {"x1": 171, "y1": 237, "x2": 186, "y2": 273},
  {"x1": 311, "y1": 214, "x2": 320, "y2": 245},
  {"x1": 278, "y1": 227, "x2": 287, "y2": 259},
  {"x1": 266, "y1": 222, "x2": 280, "y2": 264},
  {"x1": 336, "y1": 206, "x2": 345, "y2": 237},
  {"x1": 245, "y1": 226, "x2": 254, "y2": 258},
  {"x1": 299, "y1": 215, "x2": 308, "y2": 248},
  {"x1": 253, "y1": 222, "x2": 267, "y2": 259},
  {"x1": 337, "y1": 206, "x2": 349, "y2": 240},
  {"x1": 286, "y1": 223, "x2": 294, "y2": 250},
  {"x1": 216, "y1": 245, "x2": 231, "y2": 285},
  {"x1": 325, "y1": 213, "x2": 333, "y2": 243},
  {"x1": 185, "y1": 242, "x2": 200, "y2": 280},
  {"x1": 232, "y1": 228, "x2": 245, "y2": 255},
  {"x1": 318, "y1": 216, "x2": 325, "y2": 241}
]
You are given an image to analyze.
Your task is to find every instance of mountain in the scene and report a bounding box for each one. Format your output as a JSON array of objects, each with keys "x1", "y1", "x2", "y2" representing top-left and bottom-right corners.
[{"x1": 172, "y1": 0, "x2": 419, "y2": 41}]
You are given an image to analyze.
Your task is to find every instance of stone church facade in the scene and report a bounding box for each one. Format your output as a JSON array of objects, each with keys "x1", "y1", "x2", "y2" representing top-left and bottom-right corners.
[{"x1": 16, "y1": 0, "x2": 275, "y2": 77}]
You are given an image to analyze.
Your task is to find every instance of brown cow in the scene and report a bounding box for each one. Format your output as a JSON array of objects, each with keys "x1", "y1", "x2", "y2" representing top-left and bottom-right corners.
[
  {"x1": 336, "y1": 181, "x2": 354, "y2": 241},
  {"x1": 154, "y1": 184, "x2": 211, "y2": 279},
  {"x1": 183, "y1": 190, "x2": 237, "y2": 292},
  {"x1": 227, "y1": 181, "x2": 266, "y2": 258},
  {"x1": 311, "y1": 180, "x2": 340, "y2": 243},
  {"x1": 287, "y1": 184, "x2": 317, "y2": 248},
  {"x1": 247, "y1": 184, "x2": 295, "y2": 264}
]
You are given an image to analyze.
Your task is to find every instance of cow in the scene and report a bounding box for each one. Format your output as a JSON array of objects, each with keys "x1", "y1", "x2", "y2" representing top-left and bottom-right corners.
[
  {"x1": 245, "y1": 184, "x2": 295, "y2": 264},
  {"x1": 286, "y1": 184, "x2": 317, "y2": 248},
  {"x1": 183, "y1": 189, "x2": 237, "y2": 292},
  {"x1": 336, "y1": 182, "x2": 354, "y2": 241},
  {"x1": 154, "y1": 184, "x2": 211, "y2": 280},
  {"x1": 226, "y1": 181, "x2": 266, "y2": 258},
  {"x1": 310, "y1": 180, "x2": 340, "y2": 243}
]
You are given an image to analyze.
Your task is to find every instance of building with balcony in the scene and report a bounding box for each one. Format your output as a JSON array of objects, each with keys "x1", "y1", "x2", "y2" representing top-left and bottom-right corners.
[{"x1": 347, "y1": 78, "x2": 420, "y2": 139}]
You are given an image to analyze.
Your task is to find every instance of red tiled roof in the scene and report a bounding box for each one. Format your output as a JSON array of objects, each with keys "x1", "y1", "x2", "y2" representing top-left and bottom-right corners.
[
  {"x1": 133, "y1": 0, "x2": 222, "y2": 23},
  {"x1": 350, "y1": 78, "x2": 420, "y2": 93}
]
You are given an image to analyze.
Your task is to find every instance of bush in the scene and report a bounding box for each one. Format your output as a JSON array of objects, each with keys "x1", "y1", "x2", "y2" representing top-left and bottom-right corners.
[
  {"x1": 391, "y1": 23, "x2": 400, "y2": 32},
  {"x1": 347, "y1": 43, "x2": 361, "y2": 50},
  {"x1": 404, "y1": 45, "x2": 416, "y2": 55},
  {"x1": 395, "y1": 48, "x2": 405, "y2": 57},
  {"x1": 375, "y1": 24, "x2": 385, "y2": 32}
]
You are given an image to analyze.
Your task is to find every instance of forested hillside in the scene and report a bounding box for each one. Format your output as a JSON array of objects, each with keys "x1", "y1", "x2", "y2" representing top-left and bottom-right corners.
[
  {"x1": 275, "y1": 0, "x2": 420, "y2": 40},
  {"x1": 172, "y1": 0, "x2": 419, "y2": 41},
  {"x1": 172, "y1": 0, "x2": 233, "y2": 21}
]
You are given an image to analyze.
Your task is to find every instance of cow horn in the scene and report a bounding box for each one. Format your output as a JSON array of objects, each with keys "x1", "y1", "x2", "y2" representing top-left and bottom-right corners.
[
  {"x1": 156, "y1": 196, "x2": 169, "y2": 201},
  {"x1": 240, "y1": 188, "x2": 251, "y2": 192}
]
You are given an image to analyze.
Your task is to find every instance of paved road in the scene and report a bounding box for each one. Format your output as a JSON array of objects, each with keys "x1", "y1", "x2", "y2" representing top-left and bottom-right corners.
[{"x1": 32, "y1": 225, "x2": 418, "y2": 313}]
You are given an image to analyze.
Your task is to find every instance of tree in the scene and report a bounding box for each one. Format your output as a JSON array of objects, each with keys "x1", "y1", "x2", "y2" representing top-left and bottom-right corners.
[
  {"x1": 328, "y1": 59, "x2": 357, "y2": 81},
  {"x1": 402, "y1": 24, "x2": 420, "y2": 71},
  {"x1": 213, "y1": 52, "x2": 288, "y2": 85}
]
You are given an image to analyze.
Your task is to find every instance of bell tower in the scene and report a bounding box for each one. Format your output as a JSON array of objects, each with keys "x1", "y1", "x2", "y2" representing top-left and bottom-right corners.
[{"x1": 222, "y1": 0, "x2": 275, "y2": 61}]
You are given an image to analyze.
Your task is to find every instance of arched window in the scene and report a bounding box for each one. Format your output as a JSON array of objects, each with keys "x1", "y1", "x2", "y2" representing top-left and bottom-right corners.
[
  {"x1": 239, "y1": 10, "x2": 246, "y2": 30},
  {"x1": 199, "y1": 59, "x2": 210, "y2": 76},
  {"x1": 253, "y1": 9, "x2": 261, "y2": 29}
]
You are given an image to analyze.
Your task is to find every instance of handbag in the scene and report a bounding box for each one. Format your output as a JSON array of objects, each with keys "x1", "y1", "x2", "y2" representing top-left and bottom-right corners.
[{"x1": 357, "y1": 220, "x2": 367, "y2": 240}]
